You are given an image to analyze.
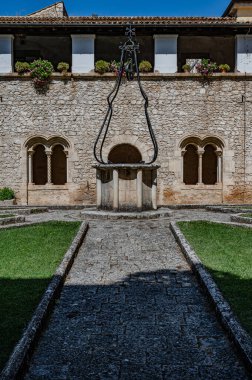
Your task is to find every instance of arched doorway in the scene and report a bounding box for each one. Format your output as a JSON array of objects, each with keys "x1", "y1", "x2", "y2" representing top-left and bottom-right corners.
[{"x1": 108, "y1": 144, "x2": 142, "y2": 164}]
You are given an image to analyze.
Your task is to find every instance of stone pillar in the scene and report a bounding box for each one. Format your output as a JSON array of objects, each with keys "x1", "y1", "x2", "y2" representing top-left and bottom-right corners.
[
  {"x1": 0, "y1": 35, "x2": 14, "y2": 73},
  {"x1": 71, "y1": 34, "x2": 95, "y2": 73},
  {"x1": 96, "y1": 169, "x2": 102, "y2": 208},
  {"x1": 64, "y1": 149, "x2": 69, "y2": 183},
  {"x1": 216, "y1": 150, "x2": 223, "y2": 184},
  {"x1": 236, "y1": 35, "x2": 252, "y2": 73},
  {"x1": 46, "y1": 150, "x2": 52, "y2": 184},
  {"x1": 197, "y1": 148, "x2": 204, "y2": 184},
  {"x1": 181, "y1": 149, "x2": 186, "y2": 183},
  {"x1": 28, "y1": 150, "x2": 34, "y2": 184},
  {"x1": 113, "y1": 169, "x2": 119, "y2": 210},
  {"x1": 152, "y1": 169, "x2": 157, "y2": 210},
  {"x1": 137, "y1": 169, "x2": 143, "y2": 210},
  {"x1": 153, "y1": 35, "x2": 178, "y2": 73}
]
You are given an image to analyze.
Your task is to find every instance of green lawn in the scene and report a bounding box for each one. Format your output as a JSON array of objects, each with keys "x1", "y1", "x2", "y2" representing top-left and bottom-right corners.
[
  {"x1": 0, "y1": 221, "x2": 80, "y2": 370},
  {"x1": 178, "y1": 221, "x2": 252, "y2": 336},
  {"x1": 0, "y1": 214, "x2": 15, "y2": 218}
]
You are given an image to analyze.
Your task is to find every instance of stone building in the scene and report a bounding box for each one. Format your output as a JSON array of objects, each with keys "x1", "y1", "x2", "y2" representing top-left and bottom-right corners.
[{"x1": 0, "y1": 0, "x2": 252, "y2": 205}]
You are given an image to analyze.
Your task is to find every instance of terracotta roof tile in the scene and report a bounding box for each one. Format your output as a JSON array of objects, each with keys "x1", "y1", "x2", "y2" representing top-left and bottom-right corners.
[{"x1": 0, "y1": 16, "x2": 251, "y2": 26}]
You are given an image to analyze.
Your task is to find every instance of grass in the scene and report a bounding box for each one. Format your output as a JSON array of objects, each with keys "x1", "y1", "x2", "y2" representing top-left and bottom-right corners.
[
  {"x1": 0, "y1": 214, "x2": 15, "y2": 218},
  {"x1": 0, "y1": 221, "x2": 81, "y2": 370},
  {"x1": 178, "y1": 221, "x2": 252, "y2": 336}
]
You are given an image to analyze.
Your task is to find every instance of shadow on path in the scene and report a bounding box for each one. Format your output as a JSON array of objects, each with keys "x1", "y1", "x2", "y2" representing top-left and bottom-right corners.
[{"x1": 24, "y1": 269, "x2": 249, "y2": 380}]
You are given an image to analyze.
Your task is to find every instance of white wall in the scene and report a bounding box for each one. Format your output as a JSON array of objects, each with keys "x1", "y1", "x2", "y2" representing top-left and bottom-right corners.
[
  {"x1": 71, "y1": 34, "x2": 95, "y2": 73},
  {"x1": 0, "y1": 35, "x2": 14, "y2": 73},
  {"x1": 236, "y1": 35, "x2": 252, "y2": 73},
  {"x1": 153, "y1": 35, "x2": 178, "y2": 73}
]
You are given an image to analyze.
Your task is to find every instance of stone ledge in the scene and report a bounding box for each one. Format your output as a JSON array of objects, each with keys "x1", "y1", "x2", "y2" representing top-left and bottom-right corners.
[
  {"x1": 1, "y1": 72, "x2": 252, "y2": 81},
  {"x1": 206, "y1": 205, "x2": 252, "y2": 213},
  {"x1": 0, "y1": 215, "x2": 25, "y2": 225},
  {"x1": 81, "y1": 208, "x2": 172, "y2": 220},
  {"x1": 231, "y1": 214, "x2": 252, "y2": 224},
  {"x1": 0, "y1": 221, "x2": 89, "y2": 380},
  {"x1": 170, "y1": 221, "x2": 252, "y2": 374}
]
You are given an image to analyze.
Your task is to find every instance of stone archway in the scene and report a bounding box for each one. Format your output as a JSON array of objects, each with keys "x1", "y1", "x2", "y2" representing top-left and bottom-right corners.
[{"x1": 108, "y1": 144, "x2": 142, "y2": 164}]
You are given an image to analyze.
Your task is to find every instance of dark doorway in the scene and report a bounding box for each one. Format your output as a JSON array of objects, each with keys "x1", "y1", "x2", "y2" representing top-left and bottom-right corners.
[
  {"x1": 202, "y1": 145, "x2": 217, "y2": 185},
  {"x1": 33, "y1": 145, "x2": 47, "y2": 185},
  {"x1": 51, "y1": 145, "x2": 67, "y2": 185},
  {"x1": 108, "y1": 144, "x2": 142, "y2": 164},
  {"x1": 183, "y1": 144, "x2": 198, "y2": 185}
]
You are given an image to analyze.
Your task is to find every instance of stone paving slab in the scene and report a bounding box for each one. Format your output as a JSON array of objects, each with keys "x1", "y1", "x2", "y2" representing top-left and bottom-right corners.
[{"x1": 24, "y1": 217, "x2": 249, "y2": 380}]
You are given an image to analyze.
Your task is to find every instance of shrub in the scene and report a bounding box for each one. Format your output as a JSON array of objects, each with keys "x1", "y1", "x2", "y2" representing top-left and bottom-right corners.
[
  {"x1": 57, "y1": 62, "x2": 70, "y2": 74},
  {"x1": 95, "y1": 60, "x2": 110, "y2": 74},
  {"x1": 219, "y1": 64, "x2": 230, "y2": 73},
  {"x1": 182, "y1": 64, "x2": 191, "y2": 73},
  {"x1": 139, "y1": 60, "x2": 152, "y2": 73},
  {"x1": 30, "y1": 59, "x2": 54, "y2": 86},
  {"x1": 196, "y1": 59, "x2": 218, "y2": 76},
  {"x1": 0, "y1": 187, "x2": 15, "y2": 201},
  {"x1": 15, "y1": 61, "x2": 30, "y2": 74}
]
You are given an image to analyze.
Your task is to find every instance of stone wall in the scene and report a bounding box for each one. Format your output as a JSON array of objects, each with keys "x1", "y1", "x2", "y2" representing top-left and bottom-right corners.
[
  {"x1": 0, "y1": 74, "x2": 251, "y2": 205},
  {"x1": 28, "y1": 2, "x2": 67, "y2": 18}
]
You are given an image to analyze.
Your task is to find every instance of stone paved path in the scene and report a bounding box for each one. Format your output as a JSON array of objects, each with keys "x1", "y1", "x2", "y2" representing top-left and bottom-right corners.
[{"x1": 24, "y1": 214, "x2": 249, "y2": 380}]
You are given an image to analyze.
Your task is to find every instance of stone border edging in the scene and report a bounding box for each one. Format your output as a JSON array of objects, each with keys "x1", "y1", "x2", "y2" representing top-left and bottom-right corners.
[
  {"x1": 0, "y1": 221, "x2": 89, "y2": 380},
  {"x1": 206, "y1": 206, "x2": 252, "y2": 213},
  {"x1": 231, "y1": 214, "x2": 252, "y2": 225},
  {"x1": 0, "y1": 216, "x2": 25, "y2": 225},
  {"x1": 170, "y1": 221, "x2": 252, "y2": 373}
]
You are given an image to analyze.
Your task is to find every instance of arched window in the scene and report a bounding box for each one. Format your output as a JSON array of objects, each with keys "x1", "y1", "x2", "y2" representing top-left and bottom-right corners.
[
  {"x1": 51, "y1": 145, "x2": 67, "y2": 185},
  {"x1": 202, "y1": 145, "x2": 217, "y2": 185},
  {"x1": 183, "y1": 144, "x2": 198, "y2": 185},
  {"x1": 26, "y1": 136, "x2": 69, "y2": 185},
  {"x1": 33, "y1": 145, "x2": 47, "y2": 185},
  {"x1": 181, "y1": 137, "x2": 223, "y2": 185},
  {"x1": 108, "y1": 144, "x2": 142, "y2": 164}
]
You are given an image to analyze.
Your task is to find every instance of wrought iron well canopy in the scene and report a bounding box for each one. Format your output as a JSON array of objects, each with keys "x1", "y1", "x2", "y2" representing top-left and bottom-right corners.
[{"x1": 93, "y1": 26, "x2": 158, "y2": 165}]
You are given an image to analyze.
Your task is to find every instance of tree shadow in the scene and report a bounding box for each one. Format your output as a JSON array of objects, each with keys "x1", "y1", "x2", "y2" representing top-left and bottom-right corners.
[
  {"x1": 13, "y1": 269, "x2": 251, "y2": 380},
  {"x1": 0, "y1": 278, "x2": 51, "y2": 370}
]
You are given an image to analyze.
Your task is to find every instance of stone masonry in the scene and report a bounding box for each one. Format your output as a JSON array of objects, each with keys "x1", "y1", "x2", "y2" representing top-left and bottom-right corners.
[
  {"x1": 24, "y1": 216, "x2": 249, "y2": 379},
  {"x1": 0, "y1": 74, "x2": 252, "y2": 206}
]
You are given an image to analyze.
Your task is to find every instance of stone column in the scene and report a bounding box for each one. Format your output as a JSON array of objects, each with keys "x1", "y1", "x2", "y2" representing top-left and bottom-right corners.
[
  {"x1": 45, "y1": 150, "x2": 52, "y2": 184},
  {"x1": 216, "y1": 150, "x2": 223, "y2": 184},
  {"x1": 113, "y1": 169, "x2": 119, "y2": 210},
  {"x1": 0, "y1": 35, "x2": 14, "y2": 73},
  {"x1": 64, "y1": 149, "x2": 69, "y2": 183},
  {"x1": 197, "y1": 148, "x2": 204, "y2": 184},
  {"x1": 28, "y1": 149, "x2": 34, "y2": 184},
  {"x1": 181, "y1": 149, "x2": 186, "y2": 183},
  {"x1": 96, "y1": 169, "x2": 102, "y2": 208},
  {"x1": 152, "y1": 169, "x2": 157, "y2": 210},
  {"x1": 236, "y1": 35, "x2": 252, "y2": 73},
  {"x1": 153, "y1": 35, "x2": 178, "y2": 73},
  {"x1": 137, "y1": 169, "x2": 143, "y2": 210},
  {"x1": 71, "y1": 34, "x2": 96, "y2": 73}
]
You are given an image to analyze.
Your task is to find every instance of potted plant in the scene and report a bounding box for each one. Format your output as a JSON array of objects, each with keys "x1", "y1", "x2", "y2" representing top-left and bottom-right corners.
[
  {"x1": 219, "y1": 64, "x2": 230, "y2": 73},
  {"x1": 95, "y1": 60, "x2": 110, "y2": 74},
  {"x1": 139, "y1": 60, "x2": 152, "y2": 73},
  {"x1": 15, "y1": 61, "x2": 30, "y2": 75},
  {"x1": 57, "y1": 62, "x2": 70, "y2": 75},
  {"x1": 30, "y1": 59, "x2": 54, "y2": 87},
  {"x1": 182, "y1": 64, "x2": 191, "y2": 73},
  {"x1": 196, "y1": 59, "x2": 218, "y2": 76}
]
